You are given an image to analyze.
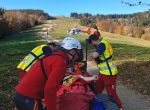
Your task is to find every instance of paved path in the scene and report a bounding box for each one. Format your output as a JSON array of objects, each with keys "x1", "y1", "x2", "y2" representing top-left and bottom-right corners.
[{"x1": 87, "y1": 62, "x2": 150, "y2": 110}]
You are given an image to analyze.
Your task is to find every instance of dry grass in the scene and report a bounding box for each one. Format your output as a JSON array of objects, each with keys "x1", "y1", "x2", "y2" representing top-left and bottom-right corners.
[{"x1": 101, "y1": 31, "x2": 150, "y2": 48}]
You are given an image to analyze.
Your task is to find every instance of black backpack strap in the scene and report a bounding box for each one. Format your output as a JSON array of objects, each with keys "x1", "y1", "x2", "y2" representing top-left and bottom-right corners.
[
  {"x1": 102, "y1": 54, "x2": 112, "y2": 75},
  {"x1": 40, "y1": 53, "x2": 68, "y2": 80},
  {"x1": 40, "y1": 58, "x2": 47, "y2": 80}
]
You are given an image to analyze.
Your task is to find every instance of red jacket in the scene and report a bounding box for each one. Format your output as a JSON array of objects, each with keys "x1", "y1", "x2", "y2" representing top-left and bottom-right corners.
[{"x1": 15, "y1": 51, "x2": 69, "y2": 110}]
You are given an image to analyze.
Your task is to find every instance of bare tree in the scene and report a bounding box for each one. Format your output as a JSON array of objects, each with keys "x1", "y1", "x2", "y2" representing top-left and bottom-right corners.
[{"x1": 121, "y1": 0, "x2": 150, "y2": 6}]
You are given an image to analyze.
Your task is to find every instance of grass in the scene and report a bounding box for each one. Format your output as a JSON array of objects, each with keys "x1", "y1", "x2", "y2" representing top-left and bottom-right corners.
[
  {"x1": 0, "y1": 25, "x2": 47, "y2": 110},
  {"x1": 49, "y1": 17, "x2": 82, "y2": 38}
]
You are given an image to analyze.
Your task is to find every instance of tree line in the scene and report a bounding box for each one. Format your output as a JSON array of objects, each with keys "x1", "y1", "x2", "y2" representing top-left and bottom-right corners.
[
  {"x1": 70, "y1": 11, "x2": 150, "y2": 40},
  {"x1": 0, "y1": 8, "x2": 56, "y2": 39}
]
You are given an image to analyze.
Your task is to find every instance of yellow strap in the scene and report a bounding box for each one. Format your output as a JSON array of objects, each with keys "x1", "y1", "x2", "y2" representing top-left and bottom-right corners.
[
  {"x1": 20, "y1": 46, "x2": 42, "y2": 69},
  {"x1": 33, "y1": 45, "x2": 42, "y2": 53},
  {"x1": 19, "y1": 56, "x2": 31, "y2": 69}
]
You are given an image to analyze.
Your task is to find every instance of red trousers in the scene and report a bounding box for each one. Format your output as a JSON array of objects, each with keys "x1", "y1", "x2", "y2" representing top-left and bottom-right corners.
[
  {"x1": 94, "y1": 74, "x2": 122, "y2": 109},
  {"x1": 18, "y1": 69, "x2": 26, "y2": 81}
]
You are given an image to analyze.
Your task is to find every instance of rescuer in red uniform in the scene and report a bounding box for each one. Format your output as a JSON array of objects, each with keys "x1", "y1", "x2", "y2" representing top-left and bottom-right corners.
[{"x1": 14, "y1": 37, "x2": 83, "y2": 110}]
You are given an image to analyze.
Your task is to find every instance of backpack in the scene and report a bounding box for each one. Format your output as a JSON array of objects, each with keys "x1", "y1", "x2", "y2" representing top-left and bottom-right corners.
[{"x1": 57, "y1": 75, "x2": 95, "y2": 110}]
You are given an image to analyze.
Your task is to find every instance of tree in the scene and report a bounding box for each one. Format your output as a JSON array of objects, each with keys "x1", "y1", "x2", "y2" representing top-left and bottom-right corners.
[
  {"x1": 0, "y1": 8, "x2": 5, "y2": 16},
  {"x1": 132, "y1": 27, "x2": 143, "y2": 38}
]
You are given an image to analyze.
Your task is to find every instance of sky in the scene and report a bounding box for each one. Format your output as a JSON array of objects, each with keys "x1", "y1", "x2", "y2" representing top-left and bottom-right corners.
[{"x1": 0, "y1": 0, "x2": 150, "y2": 16}]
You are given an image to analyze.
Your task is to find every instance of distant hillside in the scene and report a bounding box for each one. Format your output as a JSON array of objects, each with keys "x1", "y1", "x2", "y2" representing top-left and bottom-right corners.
[
  {"x1": 0, "y1": 8, "x2": 56, "y2": 38},
  {"x1": 70, "y1": 10, "x2": 150, "y2": 40}
]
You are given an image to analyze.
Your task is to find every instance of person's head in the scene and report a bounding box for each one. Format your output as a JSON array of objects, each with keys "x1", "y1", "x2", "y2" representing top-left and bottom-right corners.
[
  {"x1": 47, "y1": 42, "x2": 57, "y2": 52},
  {"x1": 93, "y1": 31, "x2": 101, "y2": 37},
  {"x1": 86, "y1": 34, "x2": 100, "y2": 46},
  {"x1": 93, "y1": 26, "x2": 101, "y2": 37},
  {"x1": 61, "y1": 37, "x2": 83, "y2": 64}
]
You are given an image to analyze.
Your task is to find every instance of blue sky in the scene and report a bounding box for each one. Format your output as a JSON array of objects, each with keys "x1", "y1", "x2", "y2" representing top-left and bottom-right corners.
[{"x1": 0, "y1": 0, "x2": 150, "y2": 16}]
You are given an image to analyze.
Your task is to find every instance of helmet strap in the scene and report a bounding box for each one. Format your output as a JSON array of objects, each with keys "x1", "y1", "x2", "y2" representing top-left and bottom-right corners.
[
  {"x1": 68, "y1": 51, "x2": 76, "y2": 63},
  {"x1": 64, "y1": 49, "x2": 77, "y2": 64}
]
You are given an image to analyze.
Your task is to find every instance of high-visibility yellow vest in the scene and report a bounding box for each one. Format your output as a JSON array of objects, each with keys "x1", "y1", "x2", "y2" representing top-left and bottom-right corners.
[
  {"x1": 17, "y1": 44, "x2": 47, "y2": 72},
  {"x1": 97, "y1": 38, "x2": 117, "y2": 75}
]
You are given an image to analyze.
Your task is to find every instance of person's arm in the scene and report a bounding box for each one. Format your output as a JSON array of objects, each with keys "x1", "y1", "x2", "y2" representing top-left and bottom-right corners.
[
  {"x1": 89, "y1": 43, "x2": 106, "y2": 60},
  {"x1": 44, "y1": 58, "x2": 66, "y2": 110},
  {"x1": 90, "y1": 52, "x2": 99, "y2": 59},
  {"x1": 42, "y1": 46, "x2": 52, "y2": 55},
  {"x1": 79, "y1": 75, "x2": 98, "y2": 82}
]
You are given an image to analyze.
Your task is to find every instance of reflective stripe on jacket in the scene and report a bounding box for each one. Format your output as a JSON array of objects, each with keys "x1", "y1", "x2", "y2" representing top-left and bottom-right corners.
[
  {"x1": 97, "y1": 38, "x2": 117, "y2": 75},
  {"x1": 17, "y1": 44, "x2": 47, "y2": 72}
]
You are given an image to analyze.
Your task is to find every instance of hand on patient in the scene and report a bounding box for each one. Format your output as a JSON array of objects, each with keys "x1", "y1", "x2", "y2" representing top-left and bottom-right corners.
[{"x1": 79, "y1": 75, "x2": 98, "y2": 82}]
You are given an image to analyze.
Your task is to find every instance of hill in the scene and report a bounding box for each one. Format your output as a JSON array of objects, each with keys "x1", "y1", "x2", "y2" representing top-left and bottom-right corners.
[{"x1": 0, "y1": 8, "x2": 56, "y2": 39}]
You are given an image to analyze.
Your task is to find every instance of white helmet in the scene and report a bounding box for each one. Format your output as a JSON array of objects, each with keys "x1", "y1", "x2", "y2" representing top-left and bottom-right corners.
[{"x1": 61, "y1": 37, "x2": 81, "y2": 50}]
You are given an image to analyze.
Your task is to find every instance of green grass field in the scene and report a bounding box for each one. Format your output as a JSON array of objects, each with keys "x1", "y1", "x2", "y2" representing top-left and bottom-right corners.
[{"x1": 0, "y1": 17, "x2": 150, "y2": 110}]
